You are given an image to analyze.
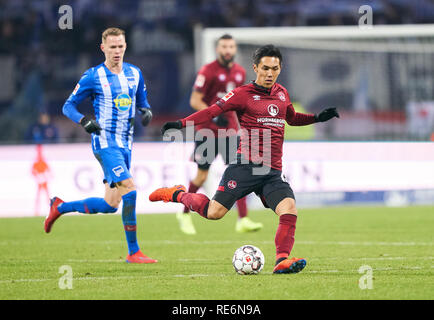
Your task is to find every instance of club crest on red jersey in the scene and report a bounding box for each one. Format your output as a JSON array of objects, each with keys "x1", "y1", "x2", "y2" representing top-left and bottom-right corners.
[
  {"x1": 227, "y1": 180, "x2": 237, "y2": 189},
  {"x1": 268, "y1": 104, "x2": 279, "y2": 116}
]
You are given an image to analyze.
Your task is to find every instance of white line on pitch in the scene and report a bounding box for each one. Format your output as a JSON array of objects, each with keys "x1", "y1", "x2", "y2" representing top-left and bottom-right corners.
[{"x1": 1, "y1": 266, "x2": 432, "y2": 285}]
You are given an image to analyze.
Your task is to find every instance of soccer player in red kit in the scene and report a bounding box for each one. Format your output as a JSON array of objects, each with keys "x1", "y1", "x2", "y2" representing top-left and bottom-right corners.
[
  {"x1": 178, "y1": 34, "x2": 263, "y2": 235},
  {"x1": 150, "y1": 45, "x2": 339, "y2": 274}
]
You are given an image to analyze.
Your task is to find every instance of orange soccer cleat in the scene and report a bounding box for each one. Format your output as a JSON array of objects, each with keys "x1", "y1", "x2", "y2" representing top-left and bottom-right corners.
[
  {"x1": 44, "y1": 197, "x2": 64, "y2": 233},
  {"x1": 148, "y1": 185, "x2": 186, "y2": 203},
  {"x1": 126, "y1": 250, "x2": 158, "y2": 264},
  {"x1": 273, "y1": 257, "x2": 307, "y2": 274}
]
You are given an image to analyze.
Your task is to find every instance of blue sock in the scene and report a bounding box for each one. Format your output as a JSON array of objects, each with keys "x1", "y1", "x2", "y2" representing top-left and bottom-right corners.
[
  {"x1": 58, "y1": 198, "x2": 117, "y2": 214},
  {"x1": 122, "y1": 190, "x2": 140, "y2": 255}
]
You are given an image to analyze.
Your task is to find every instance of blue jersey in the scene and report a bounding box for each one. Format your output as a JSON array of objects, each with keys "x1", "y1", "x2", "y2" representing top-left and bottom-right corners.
[{"x1": 63, "y1": 62, "x2": 151, "y2": 151}]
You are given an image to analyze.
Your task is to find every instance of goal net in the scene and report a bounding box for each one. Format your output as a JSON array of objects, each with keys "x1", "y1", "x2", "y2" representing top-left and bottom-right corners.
[{"x1": 196, "y1": 24, "x2": 434, "y2": 141}]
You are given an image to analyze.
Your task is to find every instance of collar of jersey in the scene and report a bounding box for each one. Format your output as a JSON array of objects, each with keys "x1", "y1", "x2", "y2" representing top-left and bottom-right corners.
[{"x1": 251, "y1": 81, "x2": 273, "y2": 94}]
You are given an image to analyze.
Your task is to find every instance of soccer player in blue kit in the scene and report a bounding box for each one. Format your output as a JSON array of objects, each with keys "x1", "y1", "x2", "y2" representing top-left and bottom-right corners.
[{"x1": 44, "y1": 28, "x2": 157, "y2": 264}]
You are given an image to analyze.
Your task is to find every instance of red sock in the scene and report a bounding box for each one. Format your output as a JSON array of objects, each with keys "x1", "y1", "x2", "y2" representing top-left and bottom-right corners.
[
  {"x1": 275, "y1": 214, "x2": 297, "y2": 261},
  {"x1": 183, "y1": 181, "x2": 200, "y2": 213},
  {"x1": 236, "y1": 197, "x2": 247, "y2": 218},
  {"x1": 179, "y1": 192, "x2": 210, "y2": 218}
]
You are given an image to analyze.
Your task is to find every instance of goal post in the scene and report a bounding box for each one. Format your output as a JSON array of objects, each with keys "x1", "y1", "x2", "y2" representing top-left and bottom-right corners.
[
  {"x1": 195, "y1": 24, "x2": 434, "y2": 141},
  {"x1": 197, "y1": 24, "x2": 434, "y2": 65}
]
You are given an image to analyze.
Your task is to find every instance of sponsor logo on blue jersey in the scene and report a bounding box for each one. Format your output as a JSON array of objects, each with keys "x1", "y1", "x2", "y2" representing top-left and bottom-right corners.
[{"x1": 113, "y1": 93, "x2": 132, "y2": 112}]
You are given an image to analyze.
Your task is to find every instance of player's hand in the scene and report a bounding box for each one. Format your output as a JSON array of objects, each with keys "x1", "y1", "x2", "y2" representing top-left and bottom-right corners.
[
  {"x1": 213, "y1": 114, "x2": 229, "y2": 127},
  {"x1": 80, "y1": 116, "x2": 101, "y2": 135},
  {"x1": 161, "y1": 120, "x2": 183, "y2": 136},
  {"x1": 315, "y1": 108, "x2": 340, "y2": 122},
  {"x1": 138, "y1": 107, "x2": 153, "y2": 127}
]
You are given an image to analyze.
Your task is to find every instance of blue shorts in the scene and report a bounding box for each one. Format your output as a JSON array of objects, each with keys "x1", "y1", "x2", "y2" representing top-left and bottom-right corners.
[{"x1": 94, "y1": 147, "x2": 132, "y2": 187}]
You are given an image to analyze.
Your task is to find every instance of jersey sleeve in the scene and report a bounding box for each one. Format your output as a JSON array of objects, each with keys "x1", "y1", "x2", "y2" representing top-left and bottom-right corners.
[
  {"x1": 215, "y1": 88, "x2": 245, "y2": 112},
  {"x1": 192, "y1": 66, "x2": 212, "y2": 93},
  {"x1": 62, "y1": 69, "x2": 94, "y2": 123},
  {"x1": 181, "y1": 104, "x2": 223, "y2": 127},
  {"x1": 181, "y1": 87, "x2": 244, "y2": 127},
  {"x1": 286, "y1": 103, "x2": 316, "y2": 126},
  {"x1": 136, "y1": 70, "x2": 151, "y2": 110}
]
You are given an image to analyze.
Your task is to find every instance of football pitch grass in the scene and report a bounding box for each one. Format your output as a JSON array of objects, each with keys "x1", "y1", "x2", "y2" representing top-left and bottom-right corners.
[{"x1": 0, "y1": 206, "x2": 433, "y2": 300}]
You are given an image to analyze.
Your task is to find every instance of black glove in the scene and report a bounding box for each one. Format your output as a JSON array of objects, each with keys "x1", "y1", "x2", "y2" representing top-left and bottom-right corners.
[
  {"x1": 161, "y1": 120, "x2": 182, "y2": 136},
  {"x1": 213, "y1": 114, "x2": 229, "y2": 127},
  {"x1": 80, "y1": 116, "x2": 101, "y2": 135},
  {"x1": 138, "y1": 107, "x2": 153, "y2": 127},
  {"x1": 315, "y1": 107, "x2": 340, "y2": 122}
]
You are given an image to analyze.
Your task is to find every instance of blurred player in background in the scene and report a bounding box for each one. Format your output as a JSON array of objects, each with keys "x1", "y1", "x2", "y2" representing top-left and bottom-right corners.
[
  {"x1": 178, "y1": 34, "x2": 263, "y2": 235},
  {"x1": 151, "y1": 45, "x2": 339, "y2": 274},
  {"x1": 32, "y1": 144, "x2": 52, "y2": 216},
  {"x1": 44, "y1": 27, "x2": 156, "y2": 264}
]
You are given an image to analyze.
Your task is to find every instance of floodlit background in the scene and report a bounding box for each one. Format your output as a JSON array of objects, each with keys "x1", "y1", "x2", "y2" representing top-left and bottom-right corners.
[{"x1": 0, "y1": 0, "x2": 433, "y2": 216}]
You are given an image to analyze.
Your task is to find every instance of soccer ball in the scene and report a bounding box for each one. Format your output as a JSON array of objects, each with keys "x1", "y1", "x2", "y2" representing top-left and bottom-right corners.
[{"x1": 232, "y1": 245, "x2": 265, "y2": 275}]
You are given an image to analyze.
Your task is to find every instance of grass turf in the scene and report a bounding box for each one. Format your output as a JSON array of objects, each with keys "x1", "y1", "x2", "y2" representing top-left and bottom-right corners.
[{"x1": 0, "y1": 206, "x2": 433, "y2": 300}]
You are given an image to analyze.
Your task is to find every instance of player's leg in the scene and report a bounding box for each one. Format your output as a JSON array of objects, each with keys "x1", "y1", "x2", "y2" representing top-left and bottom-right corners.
[
  {"x1": 115, "y1": 177, "x2": 139, "y2": 256},
  {"x1": 176, "y1": 167, "x2": 208, "y2": 235},
  {"x1": 149, "y1": 185, "x2": 229, "y2": 220},
  {"x1": 183, "y1": 136, "x2": 214, "y2": 214},
  {"x1": 186, "y1": 168, "x2": 209, "y2": 207},
  {"x1": 274, "y1": 197, "x2": 299, "y2": 261},
  {"x1": 177, "y1": 134, "x2": 215, "y2": 234},
  {"x1": 261, "y1": 174, "x2": 306, "y2": 274},
  {"x1": 56, "y1": 182, "x2": 119, "y2": 215},
  {"x1": 113, "y1": 149, "x2": 157, "y2": 263},
  {"x1": 103, "y1": 181, "x2": 122, "y2": 208},
  {"x1": 50, "y1": 147, "x2": 123, "y2": 218},
  {"x1": 150, "y1": 164, "x2": 256, "y2": 221},
  {"x1": 271, "y1": 195, "x2": 305, "y2": 274},
  {"x1": 44, "y1": 148, "x2": 127, "y2": 233},
  {"x1": 44, "y1": 180, "x2": 118, "y2": 233},
  {"x1": 35, "y1": 185, "x2": 42, "y2": 216}
]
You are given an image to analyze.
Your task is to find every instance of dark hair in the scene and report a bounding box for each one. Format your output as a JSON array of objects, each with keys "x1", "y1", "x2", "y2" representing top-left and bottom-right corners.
[
  {"x1": 253, "y1": 44, "x2": 282, "y2": 65},
  {"x1": 216, "y1": 33, "x2": 234, "y2": 46},
  {"x1": 218, "y1": 33, "x2": 233, "y2": 41}
]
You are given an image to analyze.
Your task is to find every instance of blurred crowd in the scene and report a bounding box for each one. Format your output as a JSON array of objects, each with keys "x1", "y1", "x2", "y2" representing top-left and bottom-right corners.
[
  {"x1": 0, "y1": 0, "x2": 433, "y2": 143},
  {"x1": 1, "y1": 0, "x2": 432, "y2": 54}
]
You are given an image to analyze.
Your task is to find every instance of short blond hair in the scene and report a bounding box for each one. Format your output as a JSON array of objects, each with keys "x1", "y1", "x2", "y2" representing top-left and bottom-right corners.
[{"x1": 102, "y1": 27, "x2": 125, "y2": 42}]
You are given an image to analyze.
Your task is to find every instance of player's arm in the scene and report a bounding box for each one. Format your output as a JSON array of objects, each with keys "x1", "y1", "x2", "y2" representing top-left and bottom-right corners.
[
  {"x1": 161, "y1": 104, "x2": 223, "y2": 134},
  {"x1": 190, "y1": 90, "x2": 208, "y2": 111},
  {"x1": 286, "y1": 104, "x2": 316, "y2": 126},
  {"x1": 62, "y1": 69, "x2": 101, "y2": 135},
  {"x1": 136, "y1": 70, "x2": 153, "y2": 126},
  {"x1": 190, "y1": 71, "x2": 209, "y2": 111},
  {"x1": 190, "y1": 89, "x2": 229, "y2": 126},
  {"x1": 161, "y1": 90, "x2": 242, "y2": 135},
  {"x1": 286, "y1": 104, "x2": 339, "y2": 126}
]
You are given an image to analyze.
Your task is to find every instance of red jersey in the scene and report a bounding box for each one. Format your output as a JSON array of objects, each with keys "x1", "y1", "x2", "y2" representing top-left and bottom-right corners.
[
  {"x1": 192, "y1": 60, "x2": 246, "y2": 135},
  {"x1": 182, "y1": 82, "x2": 316, "y2": 171}
]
